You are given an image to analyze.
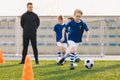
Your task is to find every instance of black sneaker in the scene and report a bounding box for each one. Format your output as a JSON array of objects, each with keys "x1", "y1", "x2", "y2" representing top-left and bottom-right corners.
[
  {"x1": 19, "y1": 62, "x2": 24, "y2": 64},
  {"x1": 75, "y1": 58, "x2": 80, "y2": 63},
  {"x1": 70, "y1": 66, "x2": 75, "y2": 70},
  {"x1": 59, "y1": 57, "x2": 65, "y2": 65},
  {"x1": 57, "y1": 62, "x2": 61, "y2": 65},
  {"x1": 36, "y1": 61, "x2": 39, "y2": 64}
]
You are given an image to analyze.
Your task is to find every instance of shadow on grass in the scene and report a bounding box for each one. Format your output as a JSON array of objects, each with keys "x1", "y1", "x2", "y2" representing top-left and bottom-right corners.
[
  {"x1": 42, "y1": 68, "x2": 68, "y2": 76},
  {"x1": 33, "y1": 62, "x2": 68, "y2": 76},
  {"x1": 45, "y1": 64, "x2": 120, "y2": 80},
  {"x1": 33, "y1": 63, "x2": 59, "y2": 69},
  {"x1": 0, "y1": 64, "x2": 20, "y2": 68}
]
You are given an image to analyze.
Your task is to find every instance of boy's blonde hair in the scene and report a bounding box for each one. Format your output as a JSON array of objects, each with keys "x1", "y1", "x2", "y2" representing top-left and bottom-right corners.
[
  {"x1": 67, "y1": 16, "x2": 74, "y2": 20},
  {"x1": 58, "y1": 15, "x2": 63, "y2": 21},
  {"x1": 74, "y1": 9, "x2": 83, "y2": 16}
]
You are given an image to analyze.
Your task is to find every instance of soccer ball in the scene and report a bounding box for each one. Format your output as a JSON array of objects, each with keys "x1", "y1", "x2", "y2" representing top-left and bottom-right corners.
[{"x1": 84, "y1": 59, "x2": 94, "y2": 69}]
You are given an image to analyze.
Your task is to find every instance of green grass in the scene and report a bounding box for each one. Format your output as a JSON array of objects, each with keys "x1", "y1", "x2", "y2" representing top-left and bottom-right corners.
[{"x1": 0, "y1": 60, "x2": 120, "y2": 80}]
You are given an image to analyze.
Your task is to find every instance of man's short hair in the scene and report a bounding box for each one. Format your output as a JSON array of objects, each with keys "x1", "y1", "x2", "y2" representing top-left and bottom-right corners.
[{"x1": 27, "y1": 2, "x2": 33, "y2": 6}]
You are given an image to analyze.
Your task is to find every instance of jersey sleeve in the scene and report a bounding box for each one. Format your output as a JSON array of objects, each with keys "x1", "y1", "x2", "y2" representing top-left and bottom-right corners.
[
  {"x1": 66, "y1": 21, "x2": 71, "y2": 30},
  {"x1": 64, "y1": 24, "x2": 68, "y2": 33},
  {"x1": 82, "y1": 22, "x2": 89, "y2": 31},
  {"x1": 53, "y1": 24, "x2": 57, "y2": 32}
]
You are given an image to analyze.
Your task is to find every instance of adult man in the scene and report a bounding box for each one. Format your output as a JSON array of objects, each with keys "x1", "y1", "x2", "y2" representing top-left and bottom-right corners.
[{"x1": 19, "y1": 2, "x2": 40, "y2": 64}]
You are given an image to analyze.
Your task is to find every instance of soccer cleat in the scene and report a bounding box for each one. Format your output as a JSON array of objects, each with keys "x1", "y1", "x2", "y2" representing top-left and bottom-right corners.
[
  {"x1": 62, "y1": 60, "x2": 67, "y2": 64},
  {"x1": 57, "y1": 57, "x2": 61, "y2": 62},
  {"x1": 75, "y1": 58, "x2": 80, "y2": 63},
  {"x1": 57, "y1": 63, "x2": 64, "y2": 65},
  {"x1": 70, "y1": 66, "x2": 75, "y2": 70},
  {"x1": 59, "y1": 57, "x2": 65, "y2": 65},
  {"x1": 57, "y1": 57, "x2": 61, "y2": 65}
]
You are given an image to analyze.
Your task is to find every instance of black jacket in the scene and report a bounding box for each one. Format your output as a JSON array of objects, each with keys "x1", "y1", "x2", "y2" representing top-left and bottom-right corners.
[{"x1": 21, "y1": 11, "x2": 40, "y2": 37}]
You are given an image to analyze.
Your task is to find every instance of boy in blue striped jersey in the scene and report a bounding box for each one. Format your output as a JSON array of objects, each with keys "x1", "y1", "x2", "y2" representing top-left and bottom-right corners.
[
  {"x1": 60, "y1": 9, "x2": 90, "y2": 70},
  {"x1": 67, "y1": 17, "x2": 81, "y2": 63},
  {"x1": 52, "y1": 15, "x2": 67, "y2": 64}
]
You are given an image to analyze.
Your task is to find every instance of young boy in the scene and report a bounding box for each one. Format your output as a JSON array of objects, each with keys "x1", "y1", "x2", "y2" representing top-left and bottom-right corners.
[
  {"x1": 60, "y1": 9, "x2": 90, "y2": 70},
  {"x1": 67, "y1": 17, "x2": 80, "y2": 63},
  {"x1": 52, "y1": 15, "x2": 67, "y2": 64}
]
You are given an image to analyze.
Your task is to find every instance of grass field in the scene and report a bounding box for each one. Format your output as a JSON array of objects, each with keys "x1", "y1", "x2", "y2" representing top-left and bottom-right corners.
[{"x1": 0, "y1": 60, "x2": 120, "y2": 80}]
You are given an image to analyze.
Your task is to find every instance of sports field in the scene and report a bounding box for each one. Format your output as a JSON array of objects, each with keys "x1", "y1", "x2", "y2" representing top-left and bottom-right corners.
[{"x1": 0, "y1": 60, "x2": 120, "y2": 80}]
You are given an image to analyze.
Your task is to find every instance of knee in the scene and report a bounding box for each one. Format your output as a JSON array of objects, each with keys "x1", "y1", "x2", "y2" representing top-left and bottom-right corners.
[
  {"x1": 58, "y1": 47, "x2": 62, "y2": 52},
  {"x1": 70, "y1": 48, "x2": 76, "y2": 53},
  {"x1": 62, "y1": 48, "x2": 66, "y2": 53}
]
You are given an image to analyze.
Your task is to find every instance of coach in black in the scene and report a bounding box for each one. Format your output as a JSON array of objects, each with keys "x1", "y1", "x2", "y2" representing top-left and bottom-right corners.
[{"x1": 19, "y1": 2, "x2": 40, "y2": 64}]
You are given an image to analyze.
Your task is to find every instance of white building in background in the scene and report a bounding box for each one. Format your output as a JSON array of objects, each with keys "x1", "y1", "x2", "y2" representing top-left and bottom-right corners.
[{"x1": 0, "y1": 0, "x2": 120, "y2": 16}]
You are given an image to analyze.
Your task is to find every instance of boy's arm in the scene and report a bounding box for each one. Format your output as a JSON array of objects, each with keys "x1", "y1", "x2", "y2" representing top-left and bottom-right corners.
[
  {"x1": 52, "y1": 32, "x2": 56, "y2": 45},
  {"x1": 82, "y1": 22, "x2": 90, "y2": 42},
  {"x1": 61, "y1": 21, "x2": 70, "y2": 42},
  {"x1": 60, "y1": 28, "x2": 66, "y2": 42},
  {"x1": 85, "y1": 31, "x2": 90, "y2": 42}
]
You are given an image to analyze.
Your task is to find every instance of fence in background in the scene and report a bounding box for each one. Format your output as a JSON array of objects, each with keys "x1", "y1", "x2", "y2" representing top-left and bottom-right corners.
[{"x1": 0, "y1": 16, "x2": 120, "y2": 56}]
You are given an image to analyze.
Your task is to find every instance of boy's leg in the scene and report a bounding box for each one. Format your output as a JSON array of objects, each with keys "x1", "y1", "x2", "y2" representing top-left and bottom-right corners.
[
  {"x1": 59, "y1": 47, "x2": 70, "y2": 64},
  {"x1": 62, "y1": 48, "x2": 66, "y2": 56},
  {"x1": 57, "y1": 47, "x2": 63, "y2": 63},
  {"x1": 56, "y1": 42, "x2": 63, "y2": 63},
  {"x1": 64, "y1": 47, "x2": 70, "y2": 58},
  {"x1": 62, "y1": 44, "x2": 67, "y2": 62},
  {"x1": 57, "y1": 49, "x2": 62, "y2": 57},
  {"x1": 68, "y1": 41, "x2": 77, "y2": 70},
  {"x1": 74, "y1": 44, "x2": 80, "y2": 62},
  {"x1": 61, "y1": 43, "x2": 67, "y2": 56},
  {"x1": 75, "y1": 53, "x2": 80, "y2": 62},
  {"x1": 70, "y1": 48, "x2": 76, "y2": 70},
  {"x1": 58, "y1": 43, "x2": 67, "y2": 65},
  {"x1": 57, "y1": 42, "x2": 63, "y2": 57}
]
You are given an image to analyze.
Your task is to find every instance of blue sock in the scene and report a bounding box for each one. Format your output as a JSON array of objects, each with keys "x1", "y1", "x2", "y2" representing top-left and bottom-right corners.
[
  {"x1": 75, "y1": 53, "x2": 79, "y2": 59},
  {"x1": 70, "y1": 53, "x2": 75, "y2": 67},
  {"x1": 74, "y1": 53, "x2": 80, "y2": 62},
  {"x1": 57, "y1": 52, "x2": 62, "y2": 57}
]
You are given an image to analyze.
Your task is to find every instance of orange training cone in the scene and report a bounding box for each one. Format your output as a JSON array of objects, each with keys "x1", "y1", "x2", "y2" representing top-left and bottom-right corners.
[
  {"x1": 22, "y1": 55, "x2": 34, "y2": 80},
  {"x1": 0, "y1": 49, "x2": 4, "y2": 64}
]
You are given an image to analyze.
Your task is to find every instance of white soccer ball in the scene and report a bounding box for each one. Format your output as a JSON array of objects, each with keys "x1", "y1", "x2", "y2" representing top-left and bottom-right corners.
[{"x1": 84, "y1": 59, "x2": 94, "y2": 69}]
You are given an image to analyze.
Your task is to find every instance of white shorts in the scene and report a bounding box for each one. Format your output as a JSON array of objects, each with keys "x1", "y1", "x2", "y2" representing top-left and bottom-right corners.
[
  {"x1": 56, "y1": 42, "x2": 67, "y2": 48},
  {"x1": 68, "y1": 40, "x2": 80, "y2": 49}
]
